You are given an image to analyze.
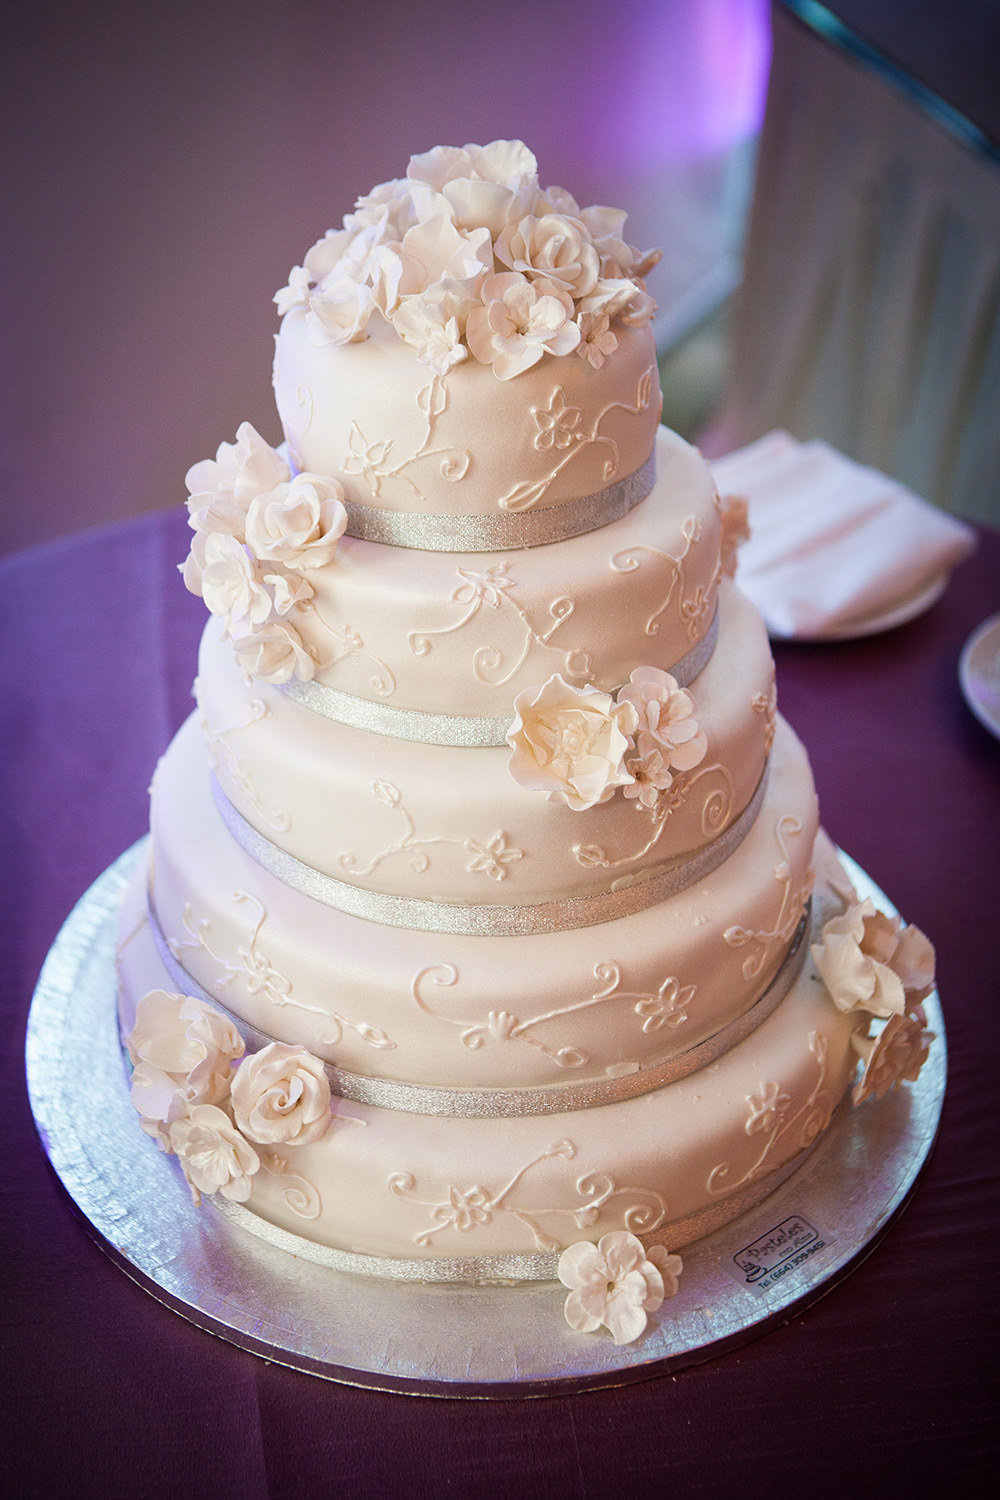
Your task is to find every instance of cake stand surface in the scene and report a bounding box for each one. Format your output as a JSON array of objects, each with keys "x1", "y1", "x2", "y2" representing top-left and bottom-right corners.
[{"x1": 25, "y1": 842, "x2": 945, "y2": 1398}]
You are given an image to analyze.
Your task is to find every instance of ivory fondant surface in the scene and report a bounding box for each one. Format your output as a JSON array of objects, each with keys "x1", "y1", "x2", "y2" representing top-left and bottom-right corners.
[
  {"x1": 197, "y1": 581, "x2": 774, "y2": 905},
  {"x1": 119, "y1": 710, "x2": 819, "y2": 1092},
  {"x1": 262, "y1": 425, "x2": 721, "y2": 717},
  {"x1": 275, "y1": 311, "x2": 662, "y2": 520}
]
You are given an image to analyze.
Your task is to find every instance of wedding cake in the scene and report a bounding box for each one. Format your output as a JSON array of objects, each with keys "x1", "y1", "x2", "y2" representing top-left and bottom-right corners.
[{"x1": 115, "y1": 142, "x2": 935, "y2": 1345}]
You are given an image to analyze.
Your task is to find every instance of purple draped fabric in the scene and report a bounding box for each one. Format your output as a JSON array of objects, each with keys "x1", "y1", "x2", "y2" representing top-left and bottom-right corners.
[{"x1": 2, "y1": 510, "x2": 997, "y2": 1496}]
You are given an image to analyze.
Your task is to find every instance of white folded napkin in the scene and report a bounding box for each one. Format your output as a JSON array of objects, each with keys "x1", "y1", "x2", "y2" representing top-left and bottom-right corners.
[{"x1": 709, "y1": 432, "x2": 977, "y2": 639}]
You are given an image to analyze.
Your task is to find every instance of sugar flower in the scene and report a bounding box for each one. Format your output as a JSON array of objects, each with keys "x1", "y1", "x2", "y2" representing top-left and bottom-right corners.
[
  {"x1": 230, "y1": 1042, "x2": 332, "y2": 1148},
  {"x1": 406, "y1": 139, "x2": 541, "y2": 237},
  {"x1": 616, "y1": 667, "x2": 708, "y2": 771},
  {"x1": 197, "y1": 532, "x2": 273, "y2": 631},
  {"x1": 244, "y1": 472, "x2": 348, "y2": 571},
  {"x1": 307, "y1": 275, "x2": 376, "y2": 347},
  {"x1": 507, "y1": 673, "x2": 637, "y2": 811},
  {"x1": 231, "y1": 619, "x2": 316, "y2": 685},
  {"x1": 558, "y1": 1231, "x2": 683, "y2": 1345},
  {"x1": 622, "y1": 745, "x2": 676, "y2": 809},
  {"x1": 575, "y1": 309, "x2": 618, "y2": 369},
  {"x1": 465, "y1": 272, "x2": 581, "y2": 379},
  {"x1": 126, "y1": 989, "x2": 245, "y2": 1142},
  {"x1": 495, "y1": 213, "x2": 600, "y2": 299},
  {"x1": 168, "y1": 1105, "x2": 260, "y2": 1206},
  {"x1": 390, "y1": 282, "x2": 475, "y2": 375},
  {"x1": 852, "y1": 1006, "x2": 935, "y2": 1105},
  {"x1": 812, "y1": 899, "x2": 935, "y2": 1019},
  {"x1": 185, "y1": 422, "x2": 291, "y2": 540}
]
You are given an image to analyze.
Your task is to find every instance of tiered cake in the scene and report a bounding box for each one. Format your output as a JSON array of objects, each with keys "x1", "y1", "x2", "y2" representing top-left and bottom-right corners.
[{"x1": 115, "y1": 142, "x2": 934, "y2": 1338}]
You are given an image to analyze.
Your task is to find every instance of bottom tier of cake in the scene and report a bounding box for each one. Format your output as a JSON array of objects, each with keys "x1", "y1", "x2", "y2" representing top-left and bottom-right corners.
[{"x1": 116, "y1": 836, "x2": 864, "y2": 1280}]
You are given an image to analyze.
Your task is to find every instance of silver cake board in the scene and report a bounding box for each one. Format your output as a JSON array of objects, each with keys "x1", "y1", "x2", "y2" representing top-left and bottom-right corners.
[{"x1": 25, "y1": 842, "x2": 945, "y2": 1398}]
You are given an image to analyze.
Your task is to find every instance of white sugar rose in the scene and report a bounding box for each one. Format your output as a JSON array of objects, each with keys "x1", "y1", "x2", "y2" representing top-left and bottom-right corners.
[
  {"x1": 495, "y1": 213, "x2": 600, "y2": 299},
  {"x1": 616, "y1": 668, "x2": 708, "y2": 772},
  {"x1": 812, "y1": 899, "x2": 936, "y2": 1019},
  {"x1": 168, "y1": 1105, "x2": 260, "y2": 1205},
  {"x1": 126, "y1": 990, "x2": 245, "y2": 1138},
  {"x1": 244, "y1": 473, "x2": 348, "y2": 571},
  {"x1": 558, "y1": 1231, "x2": 683, "y2": 1345},
  {"x1": 307, "y1": 275, "x2": 376, "y2": 346},
  {"x1": 185, "y1": 422, "x2": 291, "y2": 540},
  {"x1": 507, "y1": 673, "x2": 637, "y2": 811},
  {"x1": 230, "y1": 1042, "x2": 332, "y2": 1148},
  {"x1": 199, "y1": 532, "x2": 272, "y2": 630},
  {"x1": 231, "y1": 619, "x2": 315, "y2": 685},
  {"x1": 466, "y1": 272, "x2": 580, "y2": 380}
]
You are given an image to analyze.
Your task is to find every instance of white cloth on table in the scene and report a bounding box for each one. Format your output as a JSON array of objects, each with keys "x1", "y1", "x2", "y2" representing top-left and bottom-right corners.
[{"x1": 709, "y1": 431, "x2": 977, "y2": 639}]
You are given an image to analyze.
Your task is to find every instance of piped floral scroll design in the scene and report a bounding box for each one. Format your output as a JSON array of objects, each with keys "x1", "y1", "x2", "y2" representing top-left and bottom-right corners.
[
  {"x1": 336, "y1": 779, "x2": 524, "y2": 883},
  {"x1": 387, "y1": 1139, "x2": 667, "y2": 1252},
  {"x1": 342, "y1": 373, "x2": 471, "y2": 505},
  {"x1": 168, "y1": 893, "x2": 396, "y2": 1052},
  {"x1": 498, "y1": 364, "x2": 656, "y2": 513},
  {"x1": 196, "y1": 681, "x2": 290, "y2": 834},
  {"x1": 295, "y1": 595, "x2": 397, "y2": 699},
  {"x1": 256, "y1": 1151, "x2": 323, "y2": 1220},
  {"x1": 706, "y1": 1032, "x2": 834, "y2": 1198},
  {"x1": 572, "y1": 761, "x2": 736, "y2": 876},
  {"x1": 407, "y1": 561, "x2": 592, "y2": 688},
  {"x1": 723, "y1": 815, "x2": 808, "y2": 981},
  {"x1": 610, "y1": 515, "x2": 711, "y2": 644},
  {"x1": 411, "y1": 960, "x2": 697, "y2": 1072}
]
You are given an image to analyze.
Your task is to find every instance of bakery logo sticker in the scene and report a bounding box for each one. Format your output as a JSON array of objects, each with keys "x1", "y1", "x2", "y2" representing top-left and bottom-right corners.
[{"x1": 729, "y1": 1214, "x2": 834, "y2": 1296}]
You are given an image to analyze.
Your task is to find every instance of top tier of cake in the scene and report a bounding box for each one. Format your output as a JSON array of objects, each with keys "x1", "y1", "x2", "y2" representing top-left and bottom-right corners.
[{"x1": 267, "y1": 139, "x2": 663, "y2": 547}]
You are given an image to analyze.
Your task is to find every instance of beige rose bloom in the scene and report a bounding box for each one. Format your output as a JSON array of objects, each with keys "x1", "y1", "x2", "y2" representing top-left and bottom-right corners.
[
  {"x1": 507, "y1": 673, "x2": 637, "y2": 810},
  {"x1": 230, "y1": 1043, "x2": 332, "y2": 1148}
]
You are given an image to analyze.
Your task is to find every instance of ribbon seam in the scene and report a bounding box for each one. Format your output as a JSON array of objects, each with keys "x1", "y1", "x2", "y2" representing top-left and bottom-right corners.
[
  {"x1": 341, "y1": 449, "x2": 656, "y2": 552},
  {"x1": 209, "y1": 762, "x2": 770, "y2": 936}
]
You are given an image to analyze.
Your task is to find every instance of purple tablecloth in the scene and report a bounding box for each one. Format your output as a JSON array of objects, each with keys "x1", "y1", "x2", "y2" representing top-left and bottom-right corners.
[{"x1": 3, "y1": 510, "x2": 998, "y2": 1496}]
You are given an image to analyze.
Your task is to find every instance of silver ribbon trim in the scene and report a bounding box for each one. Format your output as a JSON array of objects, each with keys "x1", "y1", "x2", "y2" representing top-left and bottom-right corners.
[
  {"x1": 280, "y1": 608, "x2": 720, "y2": 747},
  {"x1": 210, "y1": 763, "x2": 770, "y2": 937},
  {"x1": 342, "y1": 449, "x2": 656, "y2": 552},
  {"x1": 148, "y1": 896, "x2": 808, "y2": 1118},
  {"x1": 211, "y1": 1131, "x2": 830, "y2": 1284}
]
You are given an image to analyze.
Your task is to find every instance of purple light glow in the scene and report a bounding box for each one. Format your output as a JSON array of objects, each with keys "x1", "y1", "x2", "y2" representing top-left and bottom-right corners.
[{"x1": 576, "y1": 0, "x2": 772, "y2": 167}]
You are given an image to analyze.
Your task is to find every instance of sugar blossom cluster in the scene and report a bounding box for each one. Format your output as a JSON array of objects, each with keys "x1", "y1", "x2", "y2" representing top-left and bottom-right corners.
[
  {"x1": 182, "y1": 422, "x2": 348, "y2": 684},
  {"x1": 811, "y1": 898, "x2": 936, "y2": 1106},
  {"x1": 274, "y1": 140, "x2": 659, "y2": 380},
  {"x1": 126, "y1": 989, "x2": 333, "y2": 1206},
  {"x1": 506, "y1": 667, "x2": 707, "y2": 812}
]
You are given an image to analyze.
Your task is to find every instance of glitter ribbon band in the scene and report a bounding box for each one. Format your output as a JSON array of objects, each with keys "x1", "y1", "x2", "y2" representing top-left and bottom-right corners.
[
  {"x1": 341, "y1": 449, "x2": 656, "y2": 552},
  {"x1": 148, "y1": 897, "x2": 807, "y2": 1118},
  {"x1": 210, "y1": 765, "x2": 769, "y2": 937},
  {"x1": 211, "y1": 1137, "x2": 825, "y2": 1284},
  {"x1": 279, "y1": 608, "x2": 720, "y2": 747}
]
